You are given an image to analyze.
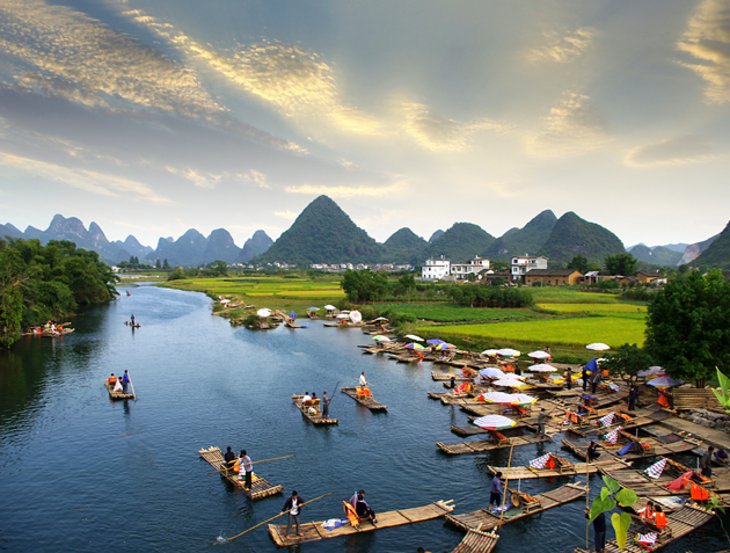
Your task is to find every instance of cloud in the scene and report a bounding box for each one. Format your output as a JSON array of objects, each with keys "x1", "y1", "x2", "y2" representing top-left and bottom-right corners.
[
  {"x1": 164, "y1": 166, "x2": 270, "y2": 190},
  {"x1": 401, "y1": 101, "x2": 506, "y2": 152},
  {"x1": 676, "y1": 0, "x2": 730, "y2": 104},
  {"x1": 273, "y1": 210, "x2": 298, "y2": 221},
  {"x1": 527, "y1": 27, "x2": 596, "y2": 64},
  {"x1": 0, "y1": 0, "x2": 223, "y2": 116},
  {"x1": 0, "y1": 150, "x2": 171, "y2": 203},
  {"x1": 624, "y1": 136, "x2": 716, "y2": 167},
  {"x1": 526, "y1": 91, "x2": 611, "y2": 158},
  {"x1": 285, "y1": 181, "x2": 408, "y2": 199}
]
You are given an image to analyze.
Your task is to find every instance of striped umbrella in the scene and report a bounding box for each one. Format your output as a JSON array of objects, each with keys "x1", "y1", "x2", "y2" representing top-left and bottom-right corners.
[
  {"x1": 529, "y1": 453, "x2": 552, "y2": 470},
  {"x1": 473, "y1": 415, "x2": 517, "y2": 430},
  {"x1": 497, "y1": 348, "x2": 521, "y2": 357},
  {"x1": 597, "y1": 412, "x2": 616, "y2": 427},
  {"x1": 479, "y1": 367, "x2": 506, "y2": 379},
  {"x1": 644, "y1": 458, "x2": 667, "y2": 479},
  {"x1": 372, "y1": 335, "x2": 391, "y2": 342},
  {"x1": 435, "y1": 342, "x2": 456, "y2": 351},
  {"x1": 405, "y1": 342, "x2": 425, "y2": 350},
  {"x1": 481, "y1": 349, "x2": 500, "y2": 356},
  {"x1": 427, "y1": 338, "x2": 445, "y2": 345},
  {"x1": 604, "y1": 426, "x2": 621, "y2": 444},
  {"x1": 492, "y1": 378, "x2": 529, "y2": 389}
]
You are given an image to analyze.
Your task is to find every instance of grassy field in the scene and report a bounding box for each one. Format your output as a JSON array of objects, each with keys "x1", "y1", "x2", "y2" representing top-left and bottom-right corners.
[
  {"x1": 376, "y1": 303, "x2": 540, "y2": 323},
  {"x1": 537, "y1": 302, "x2": 647, "y2": 319}
]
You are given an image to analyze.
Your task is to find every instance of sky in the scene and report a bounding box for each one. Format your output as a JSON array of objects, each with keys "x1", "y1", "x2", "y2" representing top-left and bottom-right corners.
[{"x1": 0, "y1": 0, "x2": 728, "y2": 249}]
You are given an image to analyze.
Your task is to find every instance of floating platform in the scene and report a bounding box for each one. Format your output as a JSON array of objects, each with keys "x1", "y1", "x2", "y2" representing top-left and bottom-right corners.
[
  {"x1": 486, "y1": 457, "x2": 631, "y2": 480},
  {"x1": 446, "y1": 482, "x2": 586, "y2": 532},
  {"x1": 105, "y1": 381, "x2": 135, "y2": 400},
  {"x1": 436, "y1": 433, "x2": 550, "y2": 455},
  {"x1": 561, "y1": 427, "x2": 703, "y2": 461},
  {"x1": 572, "y1": 503, "x2": 714, "y2": 552},
  {"x1": 198, "y1": 446, "x2": 283, "y2": 500},
  {"x1": 431, "y1": 371, "x2": 470, "y2": 382},
  {"x1": 267, "y1": 499, "x2": 455, "y2": 547},
  {"x1": 451, "y1": 527, "x2": 500, "y2": 553},
  {"x1": 291, "y1": 395, "x2": 338, "y2": 425},
  {"x1": 341, "y1": 386, "x2": 387, "y2": 412}
]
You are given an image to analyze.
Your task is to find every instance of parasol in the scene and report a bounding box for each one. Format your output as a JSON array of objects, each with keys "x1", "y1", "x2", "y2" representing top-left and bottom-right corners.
[
  {"x1": 405, "y1": 342, "x2": 425, "y2": 351},
  {"x1": 481, "y1": 349, "x2": 500, "y2": 356},
  {"x1": 586, "y1": 343, "x2": 611, "y2": 351},
  {"x1": 404, "y1": 334, "x2": 424, "y2": 342},
  {"x1": 646, "y1": 376, "x2": 683, "y2": 388},
  {"x1": 324, "y1": 304, "x2": 336, "y2": 311},
  {"x1": 528, "y1": 350, "x2": 552, "y2": 360},
  {"x1": 529, "y1": 363, "x2": 558, "y2": 373},
  {"x1": 256, "y1": 308, "x2": 272, "y2": 318},
  {"x1": 479, "y1": 367, "x2": 506, "y2": 379},
  {"x1": 372, "y1": 335, "x2": 391, "y2": 342},
  {"x1": 473, "y1": 415, "x2": 517, "y2": 430},
  {"x1": 497, "y1": 348, "x2": 521, "y2": 357},
  {"x1": 349, "y1": 310, "x2": 362, "y2": 323}
]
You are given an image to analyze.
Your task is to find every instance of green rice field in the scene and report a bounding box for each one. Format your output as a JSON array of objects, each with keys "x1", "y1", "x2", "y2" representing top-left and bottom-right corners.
[
  {"x1": 537, "y1": 302, "x2": 647, "y2": 319},
  {"x1": 376, "y1": 303, "x2": 540, "y2": 323}
]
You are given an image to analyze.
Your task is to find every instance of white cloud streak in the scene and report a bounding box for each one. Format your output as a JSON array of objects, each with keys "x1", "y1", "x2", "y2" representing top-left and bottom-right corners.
[
  {"x1": 527, "y1": 27, "x2": 596, "y2": 64},
  {"x1": 624, "y1": 136, "x2": 716, "y2": 167}
]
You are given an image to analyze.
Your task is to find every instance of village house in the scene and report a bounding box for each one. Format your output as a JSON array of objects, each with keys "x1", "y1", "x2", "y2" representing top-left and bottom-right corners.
[
  {"x1": 421, "y1": 256, "x2": 491, "y2": 281},
  {"x1": 510, "y1": 255, "x2": 548, "y2": 282},
  {"x1": 524, "y1": 268, "x2": 583, "y2": 286}
]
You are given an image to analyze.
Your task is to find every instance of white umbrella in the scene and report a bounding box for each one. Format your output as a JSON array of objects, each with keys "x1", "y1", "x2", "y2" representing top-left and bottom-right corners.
[
  {"x1": 256, "y1": 308, "x2": 271, "y2": 318},
  {"x1": 219, "y1": 298, "x2": 231, "y2": 305},
  {"x1": 481, "y1": 349, "x2": 500, "y2": 356},
  {"x1": 372, "y1": 335, "x2": 391, "y2": 342},
  {"x1": 497, "y1": 348, "x2": 521, "y2": 357},
  {"x1": 349, "y1": 310, "x2": 362, "y2": 323},
  {"x1": 492, "y1": 378, "x2": 529, "y2": 389},
  {"x1": 324, "y1": 304, "x2": 336, "y2": 311},
  {"x1": 371, "y1": 316, "x2": 389, "y2": 322},
  {"x1": 336, "y1": 313, "x2": 350, "y2": 320},
  {"x1": 473, "y1": 414, "x2": 517, "y2": 430},
  {"x1": 479, "y1": 367, "x2": 506, "y2": 379},
  {"x1": 509, "y1": 393, "x2": 538, "y2": 406},
  {"x1": 586, "y1": 342, "x2": 610, "y2": 351},
  {"x1": 404, "y1": 334, "x2": 424, "y2": 342},
  {"x1": 647, "y1": 376, "x2": 683, "y2": 388},
  {"x1": 479, "y1": 391, "x2": 516, "y2": 404},
  {"x1": 528, "y1": 350, "x2": 552, "y2": 360},
  {"x1": 638, "y1": 366, "x2": 665, "y2": 378},
  {"x1": 529, "y1": 363, "x2": 558, "y2": 373}
]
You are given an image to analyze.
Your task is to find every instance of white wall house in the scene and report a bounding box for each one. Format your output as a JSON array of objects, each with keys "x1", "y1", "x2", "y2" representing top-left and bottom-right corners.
[
  {"x1": 511, "y1": 255, "x2": 548, "y2": 281},
  {"x1": 421, "y1": 257, "x2": 451, "y2": 280},
  {"x1": 450, "y1": 256, "x2": 491, "y2": 280}
]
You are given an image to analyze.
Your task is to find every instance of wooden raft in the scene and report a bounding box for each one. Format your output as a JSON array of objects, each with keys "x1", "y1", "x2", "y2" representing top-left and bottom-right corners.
[
  {"x1": 291, "y1": 395, "x2": 338, "y2": 425},
  {"x1": 431, "y1": 371, "x2": 470, "y2": 382},
  {"x1": 672, "y1": 388, "x2": 722, "y2": 411},
  {"x1": 341, "y1": 387, "x2": 387, "y2": 412},
  {"x1": 446, "y1": 482, "x2": 586, "y2": 532},
  {"x1": 268, "y1": 499, "x2": 455, "y2": 547},
  {"x1": 105, "y1": 381, "x2": 135, "y2": 400},
  {"x1": 451, "y1": 527, "x2": 500, "y2": 553},
  {"x1": 573, "y1": 504, "x2": 714, "y2": 552},
  {"x1": 437, "y1": 433, "x2": 550, "y2": 455},
  {"x1": 486, "y1": 457, "x2": 631, "y2": 480},
  {"x1": 561, "y1": 429, "x2": 702, "y2": 461},
  {"x1": 198, "y1": 447, "x2": 283, "y2": 500}
]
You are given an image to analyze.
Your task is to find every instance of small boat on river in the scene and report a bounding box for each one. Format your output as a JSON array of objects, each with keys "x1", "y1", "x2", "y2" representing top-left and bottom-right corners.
[
  {"x1": 198, "y1": 446, "x2": 283, "y2": 500},
  {"x1": 268, "y1": 499, "x2": 455, "y2": 547},
  {"x1": 291, "y1": 395, "x2": 338, "y2": 425},
  {"x1": 105, "y1": 380, "x2": 135, "y2": 400},
  {"x1": 341, "y1": 386, "x2": 387, "y2": 412}
]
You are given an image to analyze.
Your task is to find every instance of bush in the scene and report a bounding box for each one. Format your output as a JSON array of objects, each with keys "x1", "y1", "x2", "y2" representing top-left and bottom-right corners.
[{"x1": 448, "y1": 285, "x2": 534, "y2": 308}]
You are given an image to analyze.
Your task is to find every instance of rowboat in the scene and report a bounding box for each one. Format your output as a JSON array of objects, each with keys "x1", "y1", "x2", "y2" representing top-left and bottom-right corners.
[
  {"x1": 105, "y1": 380, "x2": 135, "y2": 400},
  {"x1": 268, "y1": 499, "x2": 455, "y2": 547},
  {"x1": 340, "y1": 386, "x2": 387, "y2": 412},
  {"x1": 446, "y1": 482, "x2": 586, "y2": 532},
  {"x1": 291, "y1": 395, "x2": 338, "y2": 425},
  {"x1": 198, "y1": 446, "x2": 283, "y2": 500}
]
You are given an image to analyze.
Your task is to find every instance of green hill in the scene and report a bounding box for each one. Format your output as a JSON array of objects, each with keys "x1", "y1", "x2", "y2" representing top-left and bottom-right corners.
[
  {"x1": 255, "y1": 196, "x2": 382, "y2": 264},
  {"x1": 382, "y1": 227, "x2": 428, "y2": 264},
  {"x1": 694, "y1": 220, "x2": 730, "y2": 268},
  {"x1": 423, "y1": 222, "x2": 494, "y2": 262},
  {"x1": 628, "y1": 244, "x2": 683, "y2": 267},
  {"x1": 539, "y1": 212, "x2": 625, "y2": 265},
  {"x1": 486, "y1": 209, "x2": 557, "y2": 260}
]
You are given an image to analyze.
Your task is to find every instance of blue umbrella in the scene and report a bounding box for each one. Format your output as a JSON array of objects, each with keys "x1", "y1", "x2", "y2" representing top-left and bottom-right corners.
[
  {"x1": 289, "y1": 311, "x2": 296, "y2": 320},
  {"x1": 307, "y1": 306, "x2": 320, "y2": 311},
  {"x1": 427, "y1": 338, "x2": 445, "y2": 345}
]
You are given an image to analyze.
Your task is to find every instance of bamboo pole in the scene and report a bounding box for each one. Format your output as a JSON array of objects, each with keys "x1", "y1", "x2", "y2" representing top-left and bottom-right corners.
[
  {"x1": 497, "y1": 440, "x2": 515, "y2": 529},
  {"x1": 210, "y1": 454, "x2": 294, "y2": 474},
  {"x1": 128, "y1": 372, "x2": 136, "y2": 401},
  {"x1": 225, "y1": 492, "x2": 331, "y2": 543},
  {"x1": 585, "y1": 445, "x2": 591, "y2": 550}
]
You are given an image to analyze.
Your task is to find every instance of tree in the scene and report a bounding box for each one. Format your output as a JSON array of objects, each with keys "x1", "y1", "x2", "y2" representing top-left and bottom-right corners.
[
  {"x1": 341, "y1": 269, "x2": 388, "y2": 303},
  {"x1": 566, "y1": 255, "x2": 589, "y2": 273},
  {"x1": 645, "y1": 270, "x2": 730, "y2": 387},
  {"x1": 163, "y1": 259, "x2": 170, "y2": 270},
  {"x1": 604, "y1": 253, "x2": 637, "y2": 276},
  {"x1": 603, "y1": 343, "x2": 653, "y2": 385}
]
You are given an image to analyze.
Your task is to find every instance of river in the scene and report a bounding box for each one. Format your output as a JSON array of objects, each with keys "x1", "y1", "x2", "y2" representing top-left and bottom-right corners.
[{"x1": 0, "y1": 284, "x2": 725, "y2": 552}]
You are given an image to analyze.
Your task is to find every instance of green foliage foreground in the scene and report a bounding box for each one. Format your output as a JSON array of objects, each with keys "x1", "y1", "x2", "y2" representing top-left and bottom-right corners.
[{"x1": 0, "y1": 238, "x2": 117, "y2": 347}]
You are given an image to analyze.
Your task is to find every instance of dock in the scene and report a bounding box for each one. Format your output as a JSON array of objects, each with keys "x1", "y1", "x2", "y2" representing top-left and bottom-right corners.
[
  {"x1": 268, "y1": 499, "x2": 455, "y2": 547},
  {"x1": 198, "y1": 447, "x2": 283, "y2": 500}
]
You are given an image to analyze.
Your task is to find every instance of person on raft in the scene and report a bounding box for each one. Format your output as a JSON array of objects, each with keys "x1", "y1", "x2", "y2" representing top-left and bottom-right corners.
[
  {"x1": 239, "y1": 449, "x2": 253, "y2": 490},
  {"x1": 359, "y1": 371, "x2": 367, "y2": 386},
  {"x1": 223, "y1": 446, "x2": 236, "y2": 472},
  {"x1": 107, "y1": 373, "x2": 117, "y2": 386},
  {"x1": 282, "y1": 490, "x2": 304, "y2": 537},
  {"x1": 349, "y1": 489, "x2": 377, "y2": 523},
  {"x1": 121, "y1": 370, "x2": 130, "y2": 393},
  {"x1": 587, "y1": 441, "x2": 600, "y2": 461},
  {"x1": 321, "y1": 391, "x2": 332, "y2": 418}
]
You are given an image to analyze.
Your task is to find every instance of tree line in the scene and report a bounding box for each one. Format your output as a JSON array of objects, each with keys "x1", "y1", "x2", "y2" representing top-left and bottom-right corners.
[{"x1": 0, "y1": 238, "x2": 117, "y2": 347}]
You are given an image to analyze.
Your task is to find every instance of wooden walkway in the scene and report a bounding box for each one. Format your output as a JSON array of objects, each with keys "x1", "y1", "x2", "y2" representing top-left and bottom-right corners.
[
  {"x1": 573, "y1": 504, "x2": 714, "y2": 552},
  {"x1": 486, "y1": 457, "x2": 631, "y2": 480},
  {"x1": 446, "y1": 482, "x2": 586, "y2": 532},
  {"x1": 341, "y1": 387, "x2": 387, "y2": 412},
  {"x1": 198, "y1": 447, "x2": 283, "y2": 500},
  {"x1": 437, "y1": 433, "x2": 551, "y2": 455},
  {"x1": 291, "y1": 395, "x2": 338, "y2": 425},
  {"x1": 268, "y1": 499, "x2": 455, "y2": 547},
  {"x1": 451, "y1": 527, "x2": 500, "y2": 553}
]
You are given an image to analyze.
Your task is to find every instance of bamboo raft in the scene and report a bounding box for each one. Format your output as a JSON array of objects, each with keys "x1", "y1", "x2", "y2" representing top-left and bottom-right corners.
[
  {"x1": 566, "y1": 407, "x2": 670, "y2": 437},
  {"x1": 388, "y1": 353, "x2": 422, "y2": 364},
  {"x1": 105, "y1": 381, "x2": 135, "y2": 400},
  {"x1": 291, "y1": 395, "x2": 338, "y2": 425},
  {"x1": 451, "y1": 418, "x2": 532, "y2": 437},
  {"x1": 451, "y1": 527, "x2": 500, "y2": 553},
  {"x1": 600, "y1": 459, "x2": 728, "y2": 497},
  {"x1": 431, "y1": 371, "x2": 470, "y2": 381},
  {"x1": 446, "y1": 482, "x2": 586, "y2": 532},
  {"x1": 437, "y1": 432, "x2": 551, "y2": 455},
  {"x1": 198, "y1": 446, "x2": 283, "y2": 500},
  {"x1": 561, "y1": 427, "x2": 703, "y2": 461},
  {"x1": 486, "y1": 457, "x2": 631, "y2": 480},
  {"x1": 341, "y1": 387, "x2": 387, "y2": 412},
  {"x1": 267, "y1": 499, "x2": 456, "y2": 547},
  {"x1": 573, "y1": 503, "x2": 714, "y2": 552}
]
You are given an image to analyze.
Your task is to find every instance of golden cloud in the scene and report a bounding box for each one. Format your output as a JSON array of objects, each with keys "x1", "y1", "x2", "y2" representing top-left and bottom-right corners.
[
  {"x1": 676, "y1": 0, "x2": 730, "y2": 104},
  {"x1": 526, "y1": 92, "x2": 611, "y2": 158},
  {"x1": 285, "y1": 182, "x2": 408, "y2": 199},
  {"x1": 527, "y1": 27, "x2": 596, "y2": 64},
  {"x1": 624, "y1": 136, "x2": 716, "y2": 167}
]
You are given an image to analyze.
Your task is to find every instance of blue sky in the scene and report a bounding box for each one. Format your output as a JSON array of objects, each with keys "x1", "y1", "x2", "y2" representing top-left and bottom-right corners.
[{"x1": 0, "y1": 0, "x2": 728, "y2": 248}]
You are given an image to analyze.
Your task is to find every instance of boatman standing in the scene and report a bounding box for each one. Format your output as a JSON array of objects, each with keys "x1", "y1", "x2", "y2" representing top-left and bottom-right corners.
[
  {"x1": 239, "y1": 450, "x2": 253, "y2": 490},
  {"x1": 122, "y1": 370, "x2": 130, "y2": 393},
  {"x1": 283, "y1": 490, "x2": 304, "y2": 537},
  {"x1": 321, "y1": 391, "x2": 332, "y2": 419},
  {"x1": 359, "y1": 371, "x2": 367, "y2": 386}
]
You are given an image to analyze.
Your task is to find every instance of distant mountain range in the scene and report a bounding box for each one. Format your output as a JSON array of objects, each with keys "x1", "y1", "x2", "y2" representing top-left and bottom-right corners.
[{"x1": 1, "y1": 197, "x2": 727, "y2": 269}]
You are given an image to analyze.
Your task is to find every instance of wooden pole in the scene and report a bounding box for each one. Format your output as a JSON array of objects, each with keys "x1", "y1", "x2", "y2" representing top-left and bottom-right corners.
[
  {"x1": 209, "y1": 454, "x2": 294, "y2": 474},
  {"x1": 225, "y1": 492, "x2": 331, "y2": 542},
  {"x1": 585, "y1": 445, "x2": 591, "y2": 550},
  {"x1": 128, "y1": 372, "x2": 137, "y2": 401},
  {"x1": 497, "y1": 440, "x2": 515, "y2": 529}
]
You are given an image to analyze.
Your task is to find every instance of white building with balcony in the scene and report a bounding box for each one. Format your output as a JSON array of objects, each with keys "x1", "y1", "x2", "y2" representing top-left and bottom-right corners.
[
  {"x1": 421, "y1": 257, "x2": 451, "y2": 280},
  {"x1": 511, "y1": 255, "x2": 548, "y2": 282},
  {"x1": 450, "y1": 256, "x2": 491, "y2": 280}
]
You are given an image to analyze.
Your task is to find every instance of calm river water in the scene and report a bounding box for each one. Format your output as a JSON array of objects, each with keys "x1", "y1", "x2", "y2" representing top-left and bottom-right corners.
[{"x1": 0, "y1": 284, "x2": 725, "y2": 552}]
